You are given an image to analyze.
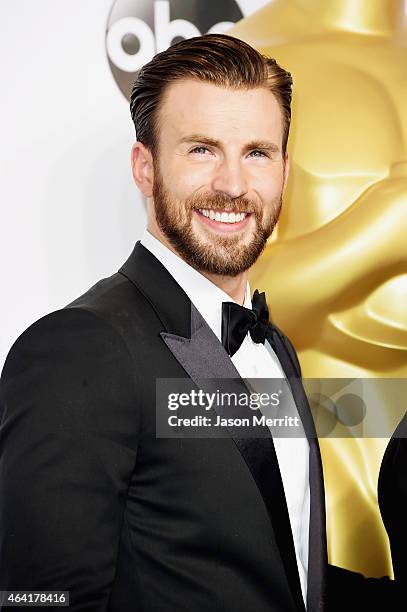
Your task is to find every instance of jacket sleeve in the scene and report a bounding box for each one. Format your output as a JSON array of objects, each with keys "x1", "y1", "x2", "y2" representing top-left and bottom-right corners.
[{"x1": 0, "y1": 307, "x2": 140, "y2": 610}]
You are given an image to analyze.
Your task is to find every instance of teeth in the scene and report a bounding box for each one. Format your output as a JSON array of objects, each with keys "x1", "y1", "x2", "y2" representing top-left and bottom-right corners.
[{"x1": 198, "y1": 209, "x2": 248, "y2": 223}]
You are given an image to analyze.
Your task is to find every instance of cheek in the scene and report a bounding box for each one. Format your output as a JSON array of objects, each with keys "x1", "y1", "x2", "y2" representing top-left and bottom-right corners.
[
  {"x1": 253, "y1": 166, "x2": 285, "y2": 200},
  {"x1": 157, "y1": 162, "x2": 190, "y2": 200},
  {"x1": 255, "y1": 184, "x2": 283, "y2": 212},
  {"x1": 172, "y1": 154, "x2": 216, "y2": 186},
  {"x1": 164, "y1": 162, "x2": 213, "y2": 200}
]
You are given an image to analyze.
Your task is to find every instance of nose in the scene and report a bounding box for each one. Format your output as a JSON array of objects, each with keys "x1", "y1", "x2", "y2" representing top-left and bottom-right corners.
[{"x1": 211, "y1": 158, "x2": 248, "y2": 200}]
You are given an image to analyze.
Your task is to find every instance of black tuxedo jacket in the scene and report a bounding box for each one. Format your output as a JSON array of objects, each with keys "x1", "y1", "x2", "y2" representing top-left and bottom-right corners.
[{"x1": 0, "y1": 242, "x2": 327, "y2": 611}]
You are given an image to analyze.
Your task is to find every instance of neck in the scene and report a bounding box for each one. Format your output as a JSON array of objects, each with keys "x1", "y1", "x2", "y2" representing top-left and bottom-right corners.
[
  {"x1": 295, "y1": 0, "x2": 406, "y2": 35},
  {"x1": 200, "y1": 270, "x2": 248, "y2": 306},
  {"x1": 146, "y1": 223, "x2": 248, "y2": 306}
]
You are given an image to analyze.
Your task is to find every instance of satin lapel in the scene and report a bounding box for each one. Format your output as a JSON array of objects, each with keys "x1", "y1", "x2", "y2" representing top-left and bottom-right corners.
[
  {"x1": 268, "y1": 326, "x2": 327, "y2": 612},
  {"x1": 161, "y1": 304, "x2": 305, "y2": 612}
]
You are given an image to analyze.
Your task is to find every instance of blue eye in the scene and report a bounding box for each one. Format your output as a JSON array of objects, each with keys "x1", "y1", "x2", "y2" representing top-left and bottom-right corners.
[
  {"x1": 249, "y1": 150, "x2": 268, "y2": 158},
  {"x1": 190, "y1": 146, "x2": 210, "y2": 155}
]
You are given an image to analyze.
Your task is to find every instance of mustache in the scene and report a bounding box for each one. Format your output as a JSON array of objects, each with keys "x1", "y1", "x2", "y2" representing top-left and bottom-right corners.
[{"x1": 187, "y1": 192, "x2": 259, "y2": 214}]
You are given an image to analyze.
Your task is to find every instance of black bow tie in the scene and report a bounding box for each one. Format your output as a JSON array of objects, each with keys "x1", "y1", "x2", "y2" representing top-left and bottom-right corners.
[{"x1": 221, "y1": 289, "x2": 270, "y2": 357}]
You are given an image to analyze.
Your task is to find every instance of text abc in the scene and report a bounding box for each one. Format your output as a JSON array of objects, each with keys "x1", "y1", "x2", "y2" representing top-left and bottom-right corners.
[{"x1": 107, "y1": 0, "x2": 236, "y2": 73}]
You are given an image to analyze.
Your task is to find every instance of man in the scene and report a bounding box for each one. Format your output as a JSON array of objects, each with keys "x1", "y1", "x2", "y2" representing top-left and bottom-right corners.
[{"x1": 0, "y1": 35, "x2": 326, "y2": 611}]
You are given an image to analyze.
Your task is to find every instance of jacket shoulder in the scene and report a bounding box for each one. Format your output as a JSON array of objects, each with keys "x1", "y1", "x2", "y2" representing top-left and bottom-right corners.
[
  {"x1": 0, "y1": 305, "x2": 141, "y2": 445},
  {"x1": 0, "y1": 304, "x2": 135, "y2": 395},
  {"x1": 1, "y1": 264, "x2": 160, "y2": 392},
  {"x1": 65, "y1": 270, "x2": 147, "y2": 316}
]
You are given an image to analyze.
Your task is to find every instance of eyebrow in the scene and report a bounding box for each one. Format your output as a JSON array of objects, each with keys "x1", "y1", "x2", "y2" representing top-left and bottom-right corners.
[{"x1": 178, "y1": 134, "x2": 280, "y2": 153}]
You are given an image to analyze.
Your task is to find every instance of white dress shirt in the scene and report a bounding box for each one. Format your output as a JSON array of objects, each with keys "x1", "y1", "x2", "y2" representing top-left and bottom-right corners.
[{"x1": 140, "y1": 229, "x2": 310, "y2": 606}]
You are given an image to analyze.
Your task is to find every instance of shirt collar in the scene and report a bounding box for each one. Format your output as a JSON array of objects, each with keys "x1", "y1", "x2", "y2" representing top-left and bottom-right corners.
[{"x1": 140, "y1": 229, "x2": 252, "y2": 342}]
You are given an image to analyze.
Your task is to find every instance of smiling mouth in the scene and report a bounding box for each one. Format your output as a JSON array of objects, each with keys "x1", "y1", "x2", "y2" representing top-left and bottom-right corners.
[
  {"x1": 196, "y1": 208, "x2": 250, "y2": 224},
  {"x1": 193, "y1": 208, "x2": 253, "y2": 233}
]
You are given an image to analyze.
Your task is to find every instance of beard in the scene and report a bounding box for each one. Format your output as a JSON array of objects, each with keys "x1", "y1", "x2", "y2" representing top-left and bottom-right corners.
[{"x1": 152, "y1": 166, "x2": 283, "y2": 277}]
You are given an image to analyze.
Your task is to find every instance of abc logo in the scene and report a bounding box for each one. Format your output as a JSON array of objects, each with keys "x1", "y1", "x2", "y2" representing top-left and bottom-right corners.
[{"x1": 106, "y1": 0, "x2": 244, "y2": 99}]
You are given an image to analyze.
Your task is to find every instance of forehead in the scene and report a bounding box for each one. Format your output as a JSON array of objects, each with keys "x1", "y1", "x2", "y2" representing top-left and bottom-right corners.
[{"x1": 157, "y1": 79, "x2": 283, "y2": 145}]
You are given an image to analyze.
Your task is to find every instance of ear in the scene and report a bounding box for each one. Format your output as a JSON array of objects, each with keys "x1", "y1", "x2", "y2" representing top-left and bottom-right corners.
[
  {"x1": 282, "y1": 152, "x2": 290, "y2": 195},
  {"x1": 131, "y1": 142, "x2": 154, "y2": 197}
]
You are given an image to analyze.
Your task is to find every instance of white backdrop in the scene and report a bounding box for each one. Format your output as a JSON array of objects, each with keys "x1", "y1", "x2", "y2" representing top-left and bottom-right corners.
[{"x1": 0, "y1": 0, "x2": 270, "y2": 367}]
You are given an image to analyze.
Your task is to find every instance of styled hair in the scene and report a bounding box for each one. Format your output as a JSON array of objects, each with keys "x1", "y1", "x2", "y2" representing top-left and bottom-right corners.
[{"x1": 130, "y1": 33, "x2": 293, "y2": 156}]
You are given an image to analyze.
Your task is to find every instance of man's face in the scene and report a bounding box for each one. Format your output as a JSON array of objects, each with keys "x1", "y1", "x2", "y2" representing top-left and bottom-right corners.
[{"x1": 149, "y1": 79, "x2": 289, "y2": 276}]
